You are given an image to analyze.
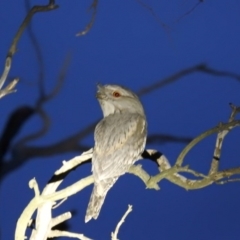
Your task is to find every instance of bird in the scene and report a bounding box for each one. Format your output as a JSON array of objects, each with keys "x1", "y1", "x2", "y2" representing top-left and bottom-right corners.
[{"x1": 85, "y1": 84, "x2": 147, "y2": 222}]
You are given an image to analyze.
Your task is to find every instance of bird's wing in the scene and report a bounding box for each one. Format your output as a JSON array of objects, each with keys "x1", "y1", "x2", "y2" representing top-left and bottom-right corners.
[{"x1": 92, "y1": 113, "x2": 147, "y2": 181}]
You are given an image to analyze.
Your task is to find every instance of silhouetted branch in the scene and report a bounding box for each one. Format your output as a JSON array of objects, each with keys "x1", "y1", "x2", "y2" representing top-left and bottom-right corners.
[
  {"x1": 11, "y1": 53, "x2": 71, "y2": 155},
  {"x1": 136, "y1": 0, "x2": 170, "y2": 32},
  {"x1": 201, "y1": 66, "x2": 240, "y2": 82},
  {"x1": 0, "y1": 1, "x2": 58, "y2": 103},
  {"x1": 76, "y1": 0, "x2": 98, "y2": 36},
  {"x1": 147, "y1": 134, "x2": 192, "y2": 145},
  {"x1": 0, "y1": 121, "x2": 96, "y2": 181},
  {"x1": 37, "y1": 53, "x2": 71, "y2": 106},
  {"x1": 137, "y1": 64, "x2": 240, "y2": 96},
  {"x1": 0, "y1": 0, "x2": 60, "y2": 182},
  {"x1": 5, "y1": 52, "x2": 71, "y2": 172},
  {"x1": 8, "y1": 0, "x2": 58, "y2": 58},
  {"x1": 175, "y1": 0, "x2": 203, "y2": 23},
  {"x1": 24, "y1": 0, "x2": 45, "y2": 97},
  {"x1": 0, "y1": 106, "x2": 35, "y2": 160},
  {"x1": 14, "y1": 107, "x2": 50, "y2": 147}
]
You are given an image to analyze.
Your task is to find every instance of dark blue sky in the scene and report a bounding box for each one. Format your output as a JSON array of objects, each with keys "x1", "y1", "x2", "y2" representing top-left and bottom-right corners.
[{"x1": 0, "y1": 1, "x2": 240, "y2": 239}]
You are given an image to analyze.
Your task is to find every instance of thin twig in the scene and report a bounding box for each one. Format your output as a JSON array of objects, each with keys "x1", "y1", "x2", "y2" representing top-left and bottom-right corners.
[
  {"x1": 111, "y1": 205, "x2": 133, "y2": 240},
  {"x1": 136, "y1": 0, "x2": 170, "y2": 32},
  {"x1": 229, "y1": 103, "x2": 240, "y2": 122},
  {"x1": 24, "y1": 0, "x2": 45, "y2": 97},
  {"x1": 216, "y1": 178, "x2": 240, "y2": 185},
  {"x1": 0, "y1": 78, "x2": 19, "y2": 98},
  {"x1": 36, "y1": 53, "x2": 71, "y2": 106},
  {"x1": 49, "y1": 230, "x2": 93, "y2": 240},
  {"x1": 0, "y1": 57, "x2": 12, "y2": 90},
  {"x1": 175, "y1": 1, "x2": 203, "y2": 23},
  {"x1": 76, "y1": 0, "x2": 98, "y2": 36}
]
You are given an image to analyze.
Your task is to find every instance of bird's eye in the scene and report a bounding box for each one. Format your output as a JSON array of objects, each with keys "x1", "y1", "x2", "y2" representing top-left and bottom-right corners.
[{"x1": 113, "y1": 91, "x2": 121, "y2": 98}]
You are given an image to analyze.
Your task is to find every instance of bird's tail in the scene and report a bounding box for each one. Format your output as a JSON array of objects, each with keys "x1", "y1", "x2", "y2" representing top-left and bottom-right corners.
[
  {"x1": 85, "y1": 177, "x2": 118, "y2": 222},
  {"x1": 85, "y1": 185, "x2": 107, "y2": 222}
]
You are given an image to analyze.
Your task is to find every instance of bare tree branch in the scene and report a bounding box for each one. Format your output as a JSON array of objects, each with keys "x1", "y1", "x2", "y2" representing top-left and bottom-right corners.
[
  {"x1": 176, "y1": 120, "x2": 240, "y2": 167},
  {"x1": 147, "y1": 134, "x2": 192, "y2": 145},
  {"x1": 8, "y1": 0, "x2": 58, "y2": 58},
  {"x1": 0, "y1": 57, "x2": 12, "y2": 90},
  {"x1": 111, "y1": 205, "x2": 133, "y2": 240},
  {"x1": 0, "y1": 78, "x2": 19, "y2": 98},
  {"x1": 0, "y1": 1, "x2": 58, "y2": 104},
  {"x1": 24, "y1": 0, "x2": 45, "y2": 97},
  {"x1": 15, "y1": 152, "x2": 94, "y2": 240},
  {"x1": 76, "y1": 0, "x2": 98, "y2": 36},
  {"x1": 175, "y1": 0, "x2": 203, "y2": 23},
  {"x1": 0, "y1": 105, "x2": 35, "y2": 160},
  {"x1": 136, "y1": 0, "x2": 170, "y2": 32},
  {"x1": 36, "y1": 53, "x2": 71, "y2": 106},
  {"x1": 0, "y1": 119, "x2": 96, "y2": 181},
  {"x1": 137, "y1": 64, "x2": 240, "y2": 97}
]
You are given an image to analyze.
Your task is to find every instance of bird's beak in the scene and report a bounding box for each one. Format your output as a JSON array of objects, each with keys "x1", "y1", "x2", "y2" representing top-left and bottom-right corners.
[{"x1": 96, "y1": 83, "x2": 104, "y2": 99}]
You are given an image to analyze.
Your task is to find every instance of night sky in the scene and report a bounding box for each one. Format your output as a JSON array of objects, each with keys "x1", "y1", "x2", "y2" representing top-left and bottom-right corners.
[{"x1": 0, "y1": 1, "x2": 240, "y2": 240}]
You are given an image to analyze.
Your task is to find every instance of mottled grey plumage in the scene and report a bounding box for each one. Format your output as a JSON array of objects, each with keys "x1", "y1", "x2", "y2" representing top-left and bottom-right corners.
[{"x1": 85, "y1": 84, "x2": 147, "y2": 222}]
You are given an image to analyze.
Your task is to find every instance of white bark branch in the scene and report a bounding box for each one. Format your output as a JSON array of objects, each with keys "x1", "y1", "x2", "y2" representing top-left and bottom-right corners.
[{"x1": 111, "y1": 205, "x2": 133, "y2": 240}]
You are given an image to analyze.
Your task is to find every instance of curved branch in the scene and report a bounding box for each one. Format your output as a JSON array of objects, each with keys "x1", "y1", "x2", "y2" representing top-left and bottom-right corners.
[
  {"x1": 175, "y1": 120, "x2": 240, "y2": 166},
  {"x1": 137, "y1": 64, "x2": 240, "y2": 97},
  {"x1": 76, "y1": 0, "x2": 98, "y2": 36},
  {"x1": 8, "y1": 0, "x2": 58, "y2": 58}
]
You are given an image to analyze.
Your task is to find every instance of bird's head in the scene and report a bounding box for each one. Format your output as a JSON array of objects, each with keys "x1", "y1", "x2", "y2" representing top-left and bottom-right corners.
[{"x1": 96, "y1": 84, "x2": 145, "y2": 117}]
